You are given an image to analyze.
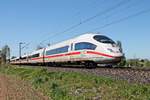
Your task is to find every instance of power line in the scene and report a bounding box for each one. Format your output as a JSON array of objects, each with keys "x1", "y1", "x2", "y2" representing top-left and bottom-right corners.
[
  {"x1": 99, "y1": 0, "x2": 143, "y2": 21},
  {"x1": 39, "y1": 0, "x2": 131, "y2": 45},
  {"x1": 68, "y1": 0, "x2": 144, "y2": 35},
  {"x1": 87, "y1": 8, "x2": 150, "y2": 31},
  {"x1": 78, "y1": 0, "x2": 131, "y2": 24},
  {"x1": 67, "y1": 8, "x2": 150, "y2": 39},
  {"x1": 21, "y1": 43, "x2": 30, "y2": 49}
]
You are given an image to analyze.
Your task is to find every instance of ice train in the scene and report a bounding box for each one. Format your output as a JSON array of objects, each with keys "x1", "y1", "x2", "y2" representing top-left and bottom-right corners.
[{"x1": 10, "y1": 33, "x2": 124, "y2": 68}]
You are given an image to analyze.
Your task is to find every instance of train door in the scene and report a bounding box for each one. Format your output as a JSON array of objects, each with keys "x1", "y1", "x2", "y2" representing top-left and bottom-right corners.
[
  {"x1": 71, "y1": 43, "x2": 73, "y2": 51},
  {"x1": 69, "y1": 43, "x2": 74, "y2": 62}
]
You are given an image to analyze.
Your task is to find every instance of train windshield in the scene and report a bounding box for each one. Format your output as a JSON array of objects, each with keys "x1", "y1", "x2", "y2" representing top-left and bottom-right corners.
[{"x1": 93, "y1": 35, "x2": 115, "y2": 44}]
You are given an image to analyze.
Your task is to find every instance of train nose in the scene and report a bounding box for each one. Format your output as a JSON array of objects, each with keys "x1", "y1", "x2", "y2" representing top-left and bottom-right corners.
[{"x1": 107, "y1": 48, "x2": 123, "y2": 56}]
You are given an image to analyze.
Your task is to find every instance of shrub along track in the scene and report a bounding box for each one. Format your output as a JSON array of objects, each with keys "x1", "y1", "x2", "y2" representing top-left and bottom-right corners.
[{"x1": 43, "y1": 66, "x2": 150, "y2": 84}]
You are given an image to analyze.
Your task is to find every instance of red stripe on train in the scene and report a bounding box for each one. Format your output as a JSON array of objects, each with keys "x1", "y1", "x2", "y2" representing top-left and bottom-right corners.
[
  {"x1": 31, "y1": 57, "x2": 43, "y2": 60},
  {"x1": 31, "y1": 51, "x2": 114, "y2": 60},
  {"x1": 45, "y1": 51, "x2": 81, "y2": 58},
  {"x1": 86, "y1": 51, "x2": 114, "y2": 58},
  {"x1": 31, "y1": 51, "x2": 81, "y2": 60}
]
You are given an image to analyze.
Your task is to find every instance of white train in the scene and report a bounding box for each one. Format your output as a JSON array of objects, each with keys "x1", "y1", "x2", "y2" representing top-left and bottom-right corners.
[{"x1": 10, "y1": 33, "x2": 124, "y2": 68}]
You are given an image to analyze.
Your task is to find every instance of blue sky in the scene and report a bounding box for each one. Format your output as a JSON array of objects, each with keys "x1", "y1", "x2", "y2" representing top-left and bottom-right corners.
[{"x1": 0, "y1": 0, "x2": 150, "y2": 59}]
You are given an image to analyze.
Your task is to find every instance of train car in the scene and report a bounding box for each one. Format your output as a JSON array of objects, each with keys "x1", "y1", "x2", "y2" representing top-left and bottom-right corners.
[
  {"x1": 27, "y1": 48, "x2": 45, "y2": 65},
  {"x1": 10, "y1": 33, "x2": 124, "y2": 68},
  {"x1": 19, "y1": 54, "x2": 28, "y2": 64},
  {"x1": 10, "y1": 57, "x2": 20, "y2": 64},
  {"x1": 44, "y1": 33, "x2": 123, "y2": 67}
]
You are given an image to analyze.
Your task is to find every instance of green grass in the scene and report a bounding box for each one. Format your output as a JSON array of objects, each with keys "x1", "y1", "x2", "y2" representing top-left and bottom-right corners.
[{"x1": 0, "y1": 65, "x2": 150, "y2": 100}]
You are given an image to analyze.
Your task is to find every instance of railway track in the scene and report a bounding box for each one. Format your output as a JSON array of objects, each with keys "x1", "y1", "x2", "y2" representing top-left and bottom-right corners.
[{"x1": 42, "y1": 66, "x2": 150, "y2": 84}]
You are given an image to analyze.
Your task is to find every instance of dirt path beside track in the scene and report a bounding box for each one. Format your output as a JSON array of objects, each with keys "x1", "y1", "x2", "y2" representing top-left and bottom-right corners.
[{"x1": 0, "y1": 74, "x2": 49, "y2": 100}]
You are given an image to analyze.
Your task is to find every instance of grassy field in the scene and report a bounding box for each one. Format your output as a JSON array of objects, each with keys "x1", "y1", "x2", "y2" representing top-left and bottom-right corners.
[{"x1": 0, "y1": 65, "x2": 150, "y2": 100}]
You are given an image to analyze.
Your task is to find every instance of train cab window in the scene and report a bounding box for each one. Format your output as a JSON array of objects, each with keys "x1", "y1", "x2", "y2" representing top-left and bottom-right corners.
[
  {"x1": 75, "y1": 42, "x2": 96, "y2": 50},
  {"x1": 94, "y1": 35, "x2": 115, "y2": 44},
  {"x1": 46, "y1": 46, "x2": 69, "y2": 55}
]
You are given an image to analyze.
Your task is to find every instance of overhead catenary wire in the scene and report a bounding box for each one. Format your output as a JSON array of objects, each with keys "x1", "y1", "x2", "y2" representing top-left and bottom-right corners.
[
  {"x1": 56, "y1": 0, "x2": 145, "y2": 38},
  {"x1": 55, "y1": 7, "x2": 150, "y2": 43},
  {"x1": 87, "y1": 8, "x2": 150, "y2": 32},
  {"x1": 39, "y1": 0, "x2": 131, "y2": 45},
  {"x1": 21, "y1": 43, "x2": 30, "y2": 49}
]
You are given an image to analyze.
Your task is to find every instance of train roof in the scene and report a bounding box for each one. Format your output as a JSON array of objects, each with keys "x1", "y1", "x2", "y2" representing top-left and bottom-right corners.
[
  {"x1": 10, "y1": 57, "x2": 19, "y2": 61},
  {"x1": 29, "y1": 48, "x2": 45, "y2": 55},
  {"x1": 22, "y1": 54, "x2": 28, "y2": 57},
  {"x1": 45, "y1": 33, "x2": 102, "y2": 48},
  {"x1": 14, "y1": 33, "x2": 104, "y2": 57}
]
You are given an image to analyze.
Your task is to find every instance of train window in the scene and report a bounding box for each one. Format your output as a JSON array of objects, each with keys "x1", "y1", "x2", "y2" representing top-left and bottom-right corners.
[
  {"x1": 21, "y1": 57, "x2": 27, "y2": 59},
  {"x1": 75, "y1": 42, "x2": 96, "y2": 50},
  {"x1": 46, "y1": 46, "x2": 69, "y2": 55},
  {"x1": 94, "y1": 35, "x2": 115, "y2": 44},
  {"x1": 30, "y1": 53, "x2": 39, "y2": 58}
]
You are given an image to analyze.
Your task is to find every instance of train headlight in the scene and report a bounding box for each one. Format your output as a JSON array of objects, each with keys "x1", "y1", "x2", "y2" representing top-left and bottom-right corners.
[{"x1": 107, "y1": 48, "x2": 114, "y2": 53}]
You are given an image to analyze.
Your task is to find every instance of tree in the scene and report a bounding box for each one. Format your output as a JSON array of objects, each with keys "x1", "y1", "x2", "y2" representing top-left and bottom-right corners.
[
  {"x1": 144, "y1": 60, "x2": 150, "y2": 67},
  {"x1": 0, "y1": 50, "x2": 1, "y2": 64},
  {"x1": 1, "y1": 45, "x2": 10, "y2": 64}
]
